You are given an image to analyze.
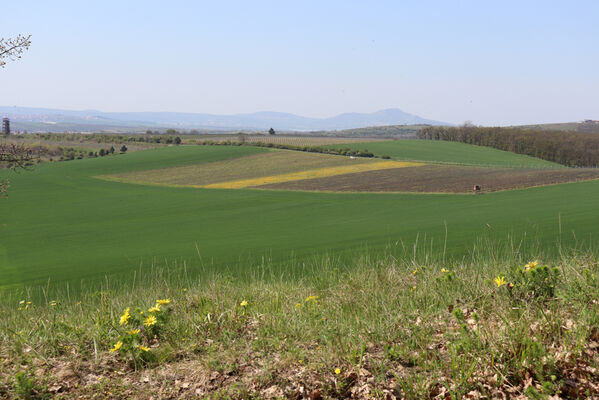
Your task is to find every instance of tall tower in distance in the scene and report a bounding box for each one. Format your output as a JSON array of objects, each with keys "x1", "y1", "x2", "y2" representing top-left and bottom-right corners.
[{"x1": 2, "y1": 117, "x2": 10, "y2": 136}]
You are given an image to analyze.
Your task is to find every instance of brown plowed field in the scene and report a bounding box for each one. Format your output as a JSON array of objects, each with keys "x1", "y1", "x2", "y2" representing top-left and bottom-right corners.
[{"x1": 255, "y1": 165, "x2": 599, "y2": 193}]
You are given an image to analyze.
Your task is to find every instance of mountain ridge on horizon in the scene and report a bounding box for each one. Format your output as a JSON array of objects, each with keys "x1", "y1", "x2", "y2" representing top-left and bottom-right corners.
[{"x1": 0, "y1": 106, "x2": 449, "y2": 132}]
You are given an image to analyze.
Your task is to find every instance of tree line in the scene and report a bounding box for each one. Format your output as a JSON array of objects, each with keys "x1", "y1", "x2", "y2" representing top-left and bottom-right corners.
[
  {"x1": 418, "y1": 126, "x2": 599, "y2": 167},
  {"x1": 196, "y1": 140, "x2": 377, "y2": 158},
  {"x1": 33, "y1": 133, "x2": 182, "y2": 145}
]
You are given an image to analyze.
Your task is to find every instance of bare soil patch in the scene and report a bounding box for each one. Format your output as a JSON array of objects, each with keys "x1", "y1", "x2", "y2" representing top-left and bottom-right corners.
[{"x1": 256, "y1": 165, "x2": 599, "y2": 193}]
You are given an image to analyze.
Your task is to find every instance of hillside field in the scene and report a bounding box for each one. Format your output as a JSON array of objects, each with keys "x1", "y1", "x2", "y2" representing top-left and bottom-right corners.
[
  {"x1": 2, "y1": 140, "x2": 599, "y2": 399},
  {"x1": 324, "y1": 140, "x2": 561, "y2": 168},
  {"x1": 1, "y1": 142, "x2": 598, "y2": 290}
]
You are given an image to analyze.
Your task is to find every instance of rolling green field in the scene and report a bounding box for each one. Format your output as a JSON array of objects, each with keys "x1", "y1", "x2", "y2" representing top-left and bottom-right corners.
[
  {"x1": 325, "y1": 139, "x2": 562, "y2": 168},
  {"x1": 0, "y1": 143, "x2": 596, "y2": 289}
]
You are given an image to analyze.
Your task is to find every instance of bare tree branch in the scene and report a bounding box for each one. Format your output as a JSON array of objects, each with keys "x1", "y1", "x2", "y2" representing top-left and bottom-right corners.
[
  {"x1": 0, "y1": 143, "x2": 37, "y2": 198},
  {"x1": 1, "y1": 143, "x2": 35, "y2": 168},
  {"x1": 0, "y1": 34, "x2": 32, "y2": 67}
]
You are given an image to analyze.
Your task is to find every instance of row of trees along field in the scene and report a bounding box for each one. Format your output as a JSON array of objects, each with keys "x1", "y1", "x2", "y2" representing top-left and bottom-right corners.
[{"x1": 418, "y1": 126, "x2": 599, "y2": 167}]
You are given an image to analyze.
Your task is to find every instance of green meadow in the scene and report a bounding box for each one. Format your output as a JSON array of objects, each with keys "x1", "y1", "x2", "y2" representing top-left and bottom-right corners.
[
  {"x1": 2, "y1": 142, "x2": 599, "y2": 398},
  {"x1": 325, "y1": 139, "x2": 562, "y2": 167},
  {"x1": 0, "y1": 143, "x2": 596, "y2": 289}
]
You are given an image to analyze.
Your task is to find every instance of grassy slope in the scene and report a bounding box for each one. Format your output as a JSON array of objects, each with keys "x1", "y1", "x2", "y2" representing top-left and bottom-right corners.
[
  {"x1": 325, "y1": 140, "x2": 561, "y2": 168},
  {"x1": 1, "y1": 253, "x2": 598, "y2": 398},
  {"x1": 1, "y1": 145, "x2": 597, "y2": 289}
]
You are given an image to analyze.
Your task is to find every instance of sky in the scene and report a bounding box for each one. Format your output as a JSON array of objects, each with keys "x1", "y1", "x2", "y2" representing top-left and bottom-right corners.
[{"x1": 1, "y1": 0, "x2": 598, "y2": 126}]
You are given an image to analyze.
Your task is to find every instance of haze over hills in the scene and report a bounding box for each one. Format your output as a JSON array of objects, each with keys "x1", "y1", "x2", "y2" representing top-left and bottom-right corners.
[{"x1": 0, "y1": 106, "x2": 448, "y2": 132}]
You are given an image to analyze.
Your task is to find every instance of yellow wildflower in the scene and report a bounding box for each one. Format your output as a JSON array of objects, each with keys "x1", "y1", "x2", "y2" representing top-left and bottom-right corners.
[
  {"x1": 19, "y1": 300, "x2": 25, "y2": 305},
  {"x1": 110, "y1": 341, "x2": 123, "y2": 353},
  {"x1": 305, "y1": 295, "x2": 319, "y2": 302},
  {"x1": 138, "y1": 345, "x2": 150, "y2": 352},
  {"x1": 126, "y1": 329, "x2": 140, "y2": 335},
  {"x1": 49, "y1": 301, "x2": 57, "y2": 307},
  {"x1": 494, "y1": 276, "x2": 507, "y2": 287},
  {"x1": 525, "y1": 260, "x2": 539, "y2": 271},
  {"x1": 441, "y1": 268, "x2": 449, "y2": 273},
  {"x1": 240, "y1": 300, "x2": 248, "y2": 307},
  {"x1": 119, "y1": 307, "x2": 131, "y2": 326},
  {"x1": 156, "y1": 299, "x2": 171, "y2": 305},
  {"x1": 411, "y1": 286, "x2": 417, "y2": 292},
  {"x1": 334, "y1": 368, "x2": 341, "y2": 375},
  {"x1": 144, "y1": 315, "x2": 157, "y2": 327},
  {"x1": 295, "y1": 303, "x2": 302, "y2": 308},
  {"x1": 413, "y1": 268, "x2": 418, "y2": 275},
  {"x1": 148, "y1": 304, "x2": 161, "y2": 313}
]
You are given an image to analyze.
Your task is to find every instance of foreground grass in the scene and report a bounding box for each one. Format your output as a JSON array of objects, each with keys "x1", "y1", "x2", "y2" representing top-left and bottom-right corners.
[{"x1": 1, "y1": 250, "x2": 598, "y2": 399}]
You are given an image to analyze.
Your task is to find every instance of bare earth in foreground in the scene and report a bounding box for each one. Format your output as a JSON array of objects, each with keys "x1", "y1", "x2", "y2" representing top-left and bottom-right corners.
[{"x1": 256, "y1": 165, "x2": 599, "y2": 193}]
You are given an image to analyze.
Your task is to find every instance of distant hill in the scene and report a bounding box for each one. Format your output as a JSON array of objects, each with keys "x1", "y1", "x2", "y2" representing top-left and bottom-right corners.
[
  {"x1": 0, "y1": 106, "x2": 448, "y2": 132},
  {"x1": 515, "y1": 121, "x2": 599, "y2": 134}
]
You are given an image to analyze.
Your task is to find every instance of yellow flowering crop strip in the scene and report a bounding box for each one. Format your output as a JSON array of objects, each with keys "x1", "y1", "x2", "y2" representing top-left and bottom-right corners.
[{"x1": 202, "y1": 160, "x2": 424, "y2": 189}]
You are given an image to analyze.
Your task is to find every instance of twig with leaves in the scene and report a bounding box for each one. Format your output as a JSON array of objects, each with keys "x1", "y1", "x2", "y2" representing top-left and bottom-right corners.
[{"x1": 0, "y1": 34, "x2": 31, "y2": 67}]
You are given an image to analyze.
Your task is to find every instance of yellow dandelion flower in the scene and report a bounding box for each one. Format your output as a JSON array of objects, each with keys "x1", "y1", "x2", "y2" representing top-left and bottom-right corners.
[
  {"x1": 494, "y1": 276, "x2": 507, "y2": 288},
  {"x1": 119, "y1": 307, "x2": 131, "y2": 326},
  {"x1": 110, "y1": 341, "x2": 123, "y2": 353},
  {"x1": 240, "y1": 300, "x2": 248, "y2": 307},
  {"x1": 126, "y1": 329, "x2": 140, "y2": 335},
  {"x1": 295, "y1": 303, "x2": 302, "y2": 308},
  {"x1": 148, "y1": 304, "x2": 161, "y2": 313},
  {"x1": 144, "y1": 315, "x2": 157, "y2": 327},
  {"x1": 441, "y1": 268, "x2": 449, "y2": 273},
  {"x1": 413, "y1": 268, "x2": 418, "y2": 275},
  {"x1": 156, "y1": 299, "x2": 171, "y2": 305},
  {"x1": 525, "y1": 260, "x2": 539, "y2": 271},
  {"x1": 138, "y1": 345, "x2": 150, "y2": 352},
  {"x1": 334, "y1": 368, "x2": 341, "y2": 375},
  {"x1": 305, "y1": 295, "x2": 319, "y2": 302}
]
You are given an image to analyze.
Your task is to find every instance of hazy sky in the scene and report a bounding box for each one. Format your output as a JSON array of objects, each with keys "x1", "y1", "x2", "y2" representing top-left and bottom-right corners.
[{"x1": 1, "y1": 1, "x2": 598, "y2": 125}]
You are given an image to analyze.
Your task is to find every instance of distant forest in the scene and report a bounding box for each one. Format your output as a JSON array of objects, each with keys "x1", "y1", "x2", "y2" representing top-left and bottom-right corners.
[{"x1": 418, "y1": 126, "x2": 599, "y2": 167}]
